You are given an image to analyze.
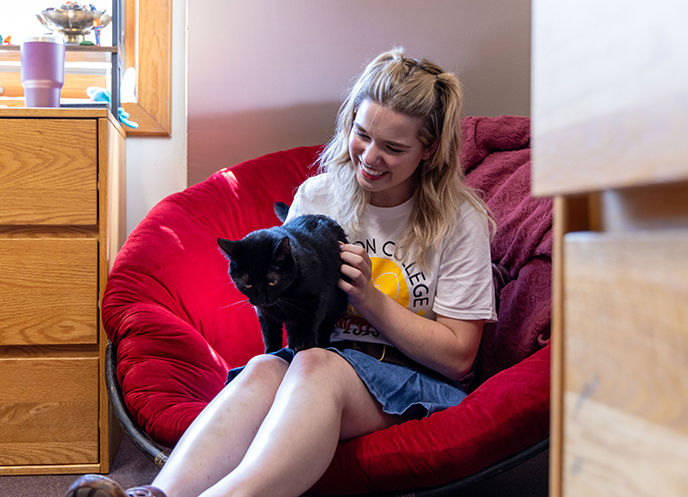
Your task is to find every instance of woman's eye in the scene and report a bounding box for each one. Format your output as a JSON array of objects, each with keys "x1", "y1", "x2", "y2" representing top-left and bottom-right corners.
[{"x1": 388, "y1": 146, "x2": 403, "y2": 154}]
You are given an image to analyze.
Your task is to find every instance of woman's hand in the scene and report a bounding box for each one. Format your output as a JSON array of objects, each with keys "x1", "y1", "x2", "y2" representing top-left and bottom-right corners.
[
  {"x1": 338, "y1": 243, "x2": 378, "y2": 311},
  {"x1": 336, "y1": 243, "x2": 483, "y2": 380}
]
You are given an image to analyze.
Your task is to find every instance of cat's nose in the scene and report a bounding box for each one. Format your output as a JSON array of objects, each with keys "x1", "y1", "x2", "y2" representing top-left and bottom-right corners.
[{"x1": 254, "y1": 294, "x2": 267, "y2": 306}]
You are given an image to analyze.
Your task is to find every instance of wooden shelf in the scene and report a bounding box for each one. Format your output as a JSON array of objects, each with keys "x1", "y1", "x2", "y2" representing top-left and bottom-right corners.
[
  {"x1": 0, "y1": 45, "x2": 122, "y2": 63},
  {"x1": 0, "y1": 43, "x2": 122, "y2": 110}
]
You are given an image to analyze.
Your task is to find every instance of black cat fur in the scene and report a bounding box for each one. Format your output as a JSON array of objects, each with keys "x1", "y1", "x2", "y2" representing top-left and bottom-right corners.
[{"x1": 218, "y1": 203, "x2": 348, "y2": 353}]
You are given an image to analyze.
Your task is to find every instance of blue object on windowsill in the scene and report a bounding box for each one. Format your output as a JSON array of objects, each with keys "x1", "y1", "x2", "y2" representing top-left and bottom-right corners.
[{"x1": 87, "y1": 87, "x2": 139, "y2": 129}]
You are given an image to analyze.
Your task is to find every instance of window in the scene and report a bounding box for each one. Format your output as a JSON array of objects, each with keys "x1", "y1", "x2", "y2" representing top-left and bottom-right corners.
[
  {"x1": 0, "y1": 0, "x2": 171, "y2": 136},
  {"x1": 122, "y1": 0, "x2": 172, "y2": 136}
]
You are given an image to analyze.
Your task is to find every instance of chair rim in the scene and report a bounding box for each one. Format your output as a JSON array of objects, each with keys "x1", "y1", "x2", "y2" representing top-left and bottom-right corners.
[
  {"x1": 106, "y1": 341, "x2": 171, "y2": 468},
  {"x1": 369, "y1": 437, "x2": 549, "y2": 497}
]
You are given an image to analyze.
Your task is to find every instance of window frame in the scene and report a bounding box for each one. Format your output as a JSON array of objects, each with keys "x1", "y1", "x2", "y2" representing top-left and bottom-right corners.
[{"x1": 122, "y1": 0, "x2": 172, "y2": 136}]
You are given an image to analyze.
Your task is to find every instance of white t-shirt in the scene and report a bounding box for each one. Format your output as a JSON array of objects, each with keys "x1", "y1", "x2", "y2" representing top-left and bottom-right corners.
[{"x1": 286, "y1": 173, "x2": 497, "y2": 346}]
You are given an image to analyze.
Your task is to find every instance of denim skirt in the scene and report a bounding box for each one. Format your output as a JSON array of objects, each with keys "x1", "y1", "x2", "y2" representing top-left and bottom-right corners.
[{"x1": 226, "y1": 347, "x2": 468, "y2": 419}]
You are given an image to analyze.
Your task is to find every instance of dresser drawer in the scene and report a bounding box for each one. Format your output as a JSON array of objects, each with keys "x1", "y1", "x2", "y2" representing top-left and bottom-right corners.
[
  {"x1": 0, "y1": 351, "x2": 99, "y2": 466},
  {"x1": 0, "y1": 119, "x2": 97, "y2": 225},
  {"x1": 0, "y1": 238, "x2": 98, "y2": 346}
]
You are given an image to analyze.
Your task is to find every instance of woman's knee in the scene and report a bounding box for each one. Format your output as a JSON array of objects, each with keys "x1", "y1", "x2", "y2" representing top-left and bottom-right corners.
[
  {"x1": 288, "y1": 348, "x2": 352, "y2": 385},
  {"x1": 240, "y1": 354, "x2": 290, "y2": 386}
]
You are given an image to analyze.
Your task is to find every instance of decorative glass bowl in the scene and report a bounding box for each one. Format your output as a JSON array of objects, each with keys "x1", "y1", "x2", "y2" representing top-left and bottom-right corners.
[{"x1": 37, "y1": 8, "x2": 112, "y2": 45}]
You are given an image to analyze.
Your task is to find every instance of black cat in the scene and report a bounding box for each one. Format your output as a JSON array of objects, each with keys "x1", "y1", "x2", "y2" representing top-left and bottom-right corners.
[{"x1": 218, "y1": 203, "x2": 349, "y2": 353}]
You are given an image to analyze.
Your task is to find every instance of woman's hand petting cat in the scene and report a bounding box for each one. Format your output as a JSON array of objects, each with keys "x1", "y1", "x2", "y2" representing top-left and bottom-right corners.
[{"x1": 338, "y1": 242, "x2": 380, "y2": 312}]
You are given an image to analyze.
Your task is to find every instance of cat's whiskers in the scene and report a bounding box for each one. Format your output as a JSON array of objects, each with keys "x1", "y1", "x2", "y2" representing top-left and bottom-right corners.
[
  {"x1": 272, "y1": 298, "x2": 311, "y2": 322},
  {"x1": 219, "y1": 298, "x2": 252, "y2": 310},
  {"x1": 280, "y1": 295, "x2": 318, "y2": 305}
]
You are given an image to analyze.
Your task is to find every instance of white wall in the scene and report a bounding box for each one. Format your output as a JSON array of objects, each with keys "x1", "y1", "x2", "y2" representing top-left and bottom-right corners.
[
  {"x1": 124, "y1": 0, "x2": 188, "y2": 234},
  {"x1": 124, "y1": 0, "x2": 531, "y2": 232},
  {"x1": 187, "y1": 0, "x2": 531, "y2": 185}
]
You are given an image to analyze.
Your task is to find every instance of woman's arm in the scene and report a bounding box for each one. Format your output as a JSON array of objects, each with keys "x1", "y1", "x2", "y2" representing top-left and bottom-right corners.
[{"x1": 339, "y1": 243, "x2": 484, "y2": 381}]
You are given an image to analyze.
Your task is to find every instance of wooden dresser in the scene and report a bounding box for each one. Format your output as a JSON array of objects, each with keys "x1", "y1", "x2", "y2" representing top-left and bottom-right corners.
[
  {"x1": 532, "y1": 1, "x2": 688, "y2": 496},
  {"x1": 0, "y1": 108, "x2": 126, "y2": 475}
]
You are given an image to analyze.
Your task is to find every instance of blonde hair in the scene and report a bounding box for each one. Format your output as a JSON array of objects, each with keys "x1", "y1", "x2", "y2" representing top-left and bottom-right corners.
[{"x1": 319, "y1": 48, "x2": 495, "y2": 269}]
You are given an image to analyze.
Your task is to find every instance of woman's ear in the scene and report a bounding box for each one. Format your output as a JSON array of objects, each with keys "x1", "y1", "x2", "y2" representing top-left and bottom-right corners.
[{"x1": 422, "y1": 140, "x2": 439, "y2": 160}]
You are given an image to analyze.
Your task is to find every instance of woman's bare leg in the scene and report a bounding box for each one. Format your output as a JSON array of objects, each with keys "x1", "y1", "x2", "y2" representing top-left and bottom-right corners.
[
  {"x1": 151, "y1": 354, "x2": 290, "y2": 497},
  {"x1": 197, "y1": 348, "x2": 404, "y2": 497}
]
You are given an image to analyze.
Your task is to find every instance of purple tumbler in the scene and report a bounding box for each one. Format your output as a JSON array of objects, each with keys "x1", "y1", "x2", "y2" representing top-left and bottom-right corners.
[{"x1": 20, "y1": 35, "x2": 66, "y2": 107}]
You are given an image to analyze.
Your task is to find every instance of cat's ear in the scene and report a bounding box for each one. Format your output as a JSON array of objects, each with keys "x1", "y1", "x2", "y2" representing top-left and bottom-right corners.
[
  {"x1": 217, "y1": 238, "x2": 237, "y2": 259},
  {"x1": 273, "y1": 236, "x2": 292, "y2": 263},
  {"x1": 274, "y1": 202, "x2": 290, "y2": 223}
]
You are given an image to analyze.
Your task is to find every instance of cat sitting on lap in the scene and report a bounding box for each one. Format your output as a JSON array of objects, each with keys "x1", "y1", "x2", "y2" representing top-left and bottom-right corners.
[{"x1": 218, "y1": 202, "x2": 349, "y2": 353}]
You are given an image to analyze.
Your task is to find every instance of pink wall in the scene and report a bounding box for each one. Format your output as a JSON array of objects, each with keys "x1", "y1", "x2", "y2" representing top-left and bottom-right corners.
[{"x1": 188, "y1": 0, "x2": 531, "y2": 185}]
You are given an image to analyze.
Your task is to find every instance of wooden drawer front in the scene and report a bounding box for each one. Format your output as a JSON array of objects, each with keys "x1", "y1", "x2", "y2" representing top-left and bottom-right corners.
[
  {"x1": 563, "y1": 232, "x2": 688, "y2": 496},
  {"x1": 0, "y1": 119, "x2": 97, "y2": 225},
  {"x1": 0, "y1": 238, "x2": 98, "y2": 346},
  {"x1": 0, "y1": 353, "x2": 99, "y2": 466}
]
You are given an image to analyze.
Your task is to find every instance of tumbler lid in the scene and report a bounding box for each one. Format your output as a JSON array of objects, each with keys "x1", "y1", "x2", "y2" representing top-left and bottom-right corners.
[{"x1": 22, "y1": 35, "x2": 65, "y2": 44}]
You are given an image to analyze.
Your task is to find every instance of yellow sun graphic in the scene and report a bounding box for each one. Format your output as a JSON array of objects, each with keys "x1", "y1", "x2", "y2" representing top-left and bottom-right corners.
[{"x1": 348, "y1": 257, "x2": 410, "y2": 316}]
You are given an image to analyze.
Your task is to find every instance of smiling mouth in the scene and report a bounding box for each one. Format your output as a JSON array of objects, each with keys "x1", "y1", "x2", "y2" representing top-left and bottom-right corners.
[{"x1": 360, "y1": 160, "x2": 386, "y2": 178}]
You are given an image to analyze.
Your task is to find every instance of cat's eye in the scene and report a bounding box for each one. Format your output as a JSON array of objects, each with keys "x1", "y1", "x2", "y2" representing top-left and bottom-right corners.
[
  {"x1": 244, "y1": 284, "x2": 253, "y2": 289},
  {"x1": 268, "y1": 281, "x2": 277, "y2": 287}
]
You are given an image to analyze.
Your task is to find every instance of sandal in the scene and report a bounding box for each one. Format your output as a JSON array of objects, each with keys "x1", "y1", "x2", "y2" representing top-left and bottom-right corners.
[
  {"x1": 65, "y1": 474, "x2": 167, "y2": 497},
  {"x1": 126, "y1": 486, "x2": 167, "y2": 497}
]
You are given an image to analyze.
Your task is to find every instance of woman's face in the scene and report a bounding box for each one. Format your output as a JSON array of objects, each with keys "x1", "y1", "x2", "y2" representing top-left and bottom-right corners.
[{"x1": 349, "y1": 99, "x2": 434, "y2": 207}]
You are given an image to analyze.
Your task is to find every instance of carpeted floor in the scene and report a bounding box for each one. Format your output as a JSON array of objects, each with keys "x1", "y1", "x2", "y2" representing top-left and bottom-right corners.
[
  {"x1": 0, "y1": 433, "x2": 161, "y2": 497},
  {"x1": 0, "y1": 432, "x2": 548, "y2": 497}
]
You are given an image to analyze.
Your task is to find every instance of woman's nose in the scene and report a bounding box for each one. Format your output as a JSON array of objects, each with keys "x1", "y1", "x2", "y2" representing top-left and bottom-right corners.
[{"x1": 362, "y1": 144, "x2": 380, "y2": 165}]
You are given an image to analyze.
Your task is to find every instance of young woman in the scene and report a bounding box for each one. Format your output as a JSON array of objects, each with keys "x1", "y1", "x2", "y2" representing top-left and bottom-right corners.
[{"x1": 66, "y1": 47, "x2": 496, "y2": 497}]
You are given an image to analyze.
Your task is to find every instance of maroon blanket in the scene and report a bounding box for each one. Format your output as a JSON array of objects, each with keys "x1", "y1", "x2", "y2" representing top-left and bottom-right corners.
[{"x1": 461, "y1": 115, "x2": 552, "y2": 385}]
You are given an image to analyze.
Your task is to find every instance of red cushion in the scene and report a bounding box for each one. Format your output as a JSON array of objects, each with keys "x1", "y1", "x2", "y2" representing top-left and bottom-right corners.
[
  {"x1": 311, "y1": 345, "x2": 550, "y2": 494},
  {"x1": 103, "y1": 146, "x2": 319, "y2": 443},
  {"x1": 102, "y1": 116, "x2": 550, "y2": 492}
]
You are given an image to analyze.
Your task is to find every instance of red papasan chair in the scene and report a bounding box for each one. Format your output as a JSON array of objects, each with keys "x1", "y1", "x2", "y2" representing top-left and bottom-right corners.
[{"x1": 103, "y1": 115, "x2": 552, "y2": 496}]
